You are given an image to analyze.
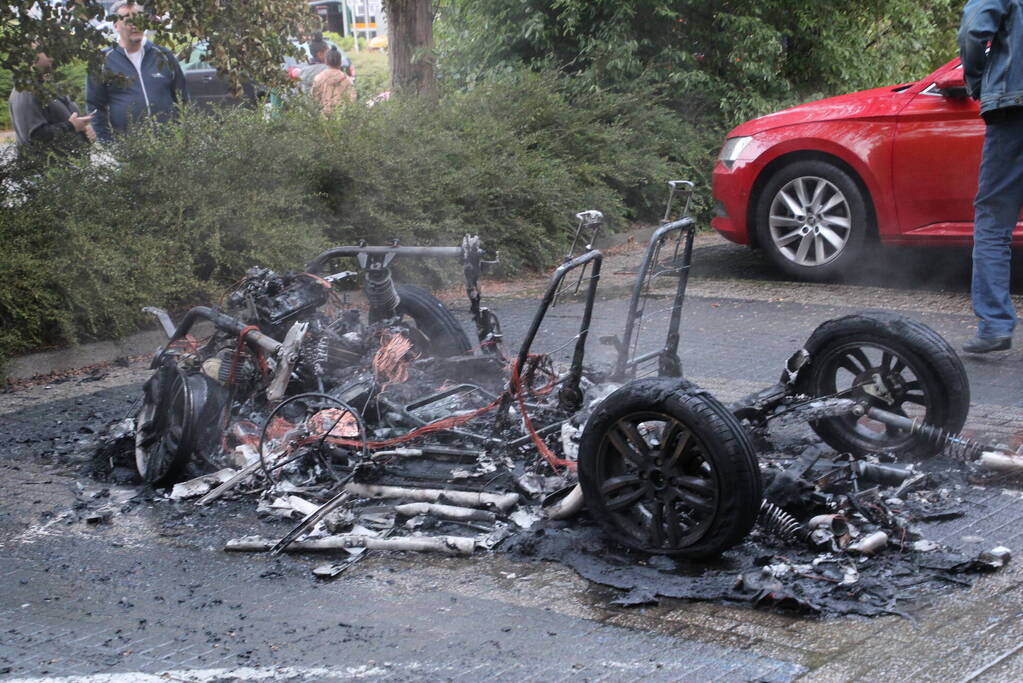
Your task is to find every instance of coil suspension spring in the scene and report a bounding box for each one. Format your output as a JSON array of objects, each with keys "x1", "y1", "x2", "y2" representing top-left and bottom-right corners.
[
  {"x1": 913, "y1": 422, "x2": 986, "y2": 461},
  {"x1": 364, "y1": 267, "x2": 400, "y2": 321},
  {"x1": 864, "y1": 407, "x2": 989, "y2": 462},
  {"x1": 757, "y1": 500, "x2": 805, "y2": 543}
]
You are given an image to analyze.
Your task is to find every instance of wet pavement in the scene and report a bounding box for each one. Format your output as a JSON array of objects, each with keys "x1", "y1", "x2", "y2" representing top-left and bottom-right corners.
[{"x1": 2, "y1": 234, "x2": 1022, "y2": 681}]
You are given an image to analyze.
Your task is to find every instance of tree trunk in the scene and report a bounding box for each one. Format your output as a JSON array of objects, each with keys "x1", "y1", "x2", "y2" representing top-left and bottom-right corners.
[{"x1": 384, "y1": 0, "x2": 435, "y2": 96}]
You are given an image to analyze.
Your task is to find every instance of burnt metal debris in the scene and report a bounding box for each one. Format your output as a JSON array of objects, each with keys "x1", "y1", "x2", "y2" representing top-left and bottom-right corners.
[{"x1": 89, "y1": 180, "x2": 1021, "y2": 616}]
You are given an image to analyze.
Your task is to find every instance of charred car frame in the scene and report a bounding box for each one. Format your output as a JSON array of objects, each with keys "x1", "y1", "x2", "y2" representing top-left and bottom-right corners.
[{"x1": 132, "y1": 181, "x2": 974, "y2": 560}]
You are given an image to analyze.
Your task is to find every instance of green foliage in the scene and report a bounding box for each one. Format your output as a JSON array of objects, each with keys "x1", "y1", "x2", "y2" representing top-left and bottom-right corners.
[
  {"x1": 436, "y1": 0, "x2": 961, "y2": 125},
  {"x1": 348, "y1": 49, "x2": 390, "y2": 100},
  {"x1": 0, "y1": 71, "x2": 682, "y2": 367},
  {"x1": 0, "y1": 66, "x2": 10, "y2": 129},
  {"x1": 0, "y1": 106, "x2": 330, "y2": 367},
  {"x1": 324, "y1": 32, "x2": 369, "y2": 53}
]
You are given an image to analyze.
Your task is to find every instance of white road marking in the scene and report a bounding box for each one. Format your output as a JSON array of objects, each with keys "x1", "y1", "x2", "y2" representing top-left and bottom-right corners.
[{"x1": 6, "y1": 663, "x2": 410, "y2": 682}]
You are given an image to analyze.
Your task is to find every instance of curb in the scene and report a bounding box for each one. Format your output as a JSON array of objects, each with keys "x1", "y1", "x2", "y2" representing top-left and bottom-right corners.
[
  {"x1": 4, "y1": 320, "x2": 216, "y2": 382},
  {"x1": 3, "y1": 327, "x2": 168, "y2": 381}
]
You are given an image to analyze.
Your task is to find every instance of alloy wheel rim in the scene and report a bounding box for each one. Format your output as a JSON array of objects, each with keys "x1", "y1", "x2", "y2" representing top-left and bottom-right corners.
[
  {"x1": 596, "y1": 411, "x2": 719, "y2": 550},
  {"x1": 768, "y1": 176, "x2": 851, "y2": 267},
  {"x1": 816, "y1": 341, "x2": 933, "y2": 447}
]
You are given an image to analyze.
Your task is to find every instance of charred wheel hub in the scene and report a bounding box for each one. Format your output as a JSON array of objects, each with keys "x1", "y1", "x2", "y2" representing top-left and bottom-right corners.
[
  {"x1": 795, "y1": 313, "x2": 970, "y2": 458},
  {"x1": 854, "y1": 367, "x2": 904, "y2": 406}
]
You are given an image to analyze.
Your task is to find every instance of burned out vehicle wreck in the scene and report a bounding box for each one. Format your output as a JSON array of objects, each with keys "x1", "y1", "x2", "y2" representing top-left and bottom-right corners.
[{"x1": 106, "y1": 183, "x2": 1019, "y2": 616}]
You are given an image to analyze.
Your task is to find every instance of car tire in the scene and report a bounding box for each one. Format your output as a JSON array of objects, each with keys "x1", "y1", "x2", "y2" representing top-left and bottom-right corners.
[
  {"x1": 755, "y1": 160, "x2": 870, "y2": 281},
  {"x1": 578, "y1": 378, "x2": 762, "y2": 559},
  {"x1": 135, "y1": 363, "x2": 202, "y2": 485},
  {"x1": 395, "y1": 284, "x2": 473, "y2": 357},
  {"x1": 795, "y1": 311, "x2": 970, "y2": 459}
]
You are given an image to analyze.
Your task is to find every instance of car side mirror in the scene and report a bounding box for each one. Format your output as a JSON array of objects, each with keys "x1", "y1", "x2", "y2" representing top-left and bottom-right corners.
[{"x1": 934, "y1": 71, "x2": 969, "y2": 99}]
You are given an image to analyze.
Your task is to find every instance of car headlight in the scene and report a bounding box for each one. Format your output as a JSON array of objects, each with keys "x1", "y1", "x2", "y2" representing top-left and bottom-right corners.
[{"x1": 718, "y1": 136, "x2": 753, "y2": 169}]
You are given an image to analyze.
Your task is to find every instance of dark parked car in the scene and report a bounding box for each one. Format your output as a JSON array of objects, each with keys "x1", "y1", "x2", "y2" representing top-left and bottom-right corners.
[{"x1": 179, "y1": 44, "x2": 262, "y2": 110}]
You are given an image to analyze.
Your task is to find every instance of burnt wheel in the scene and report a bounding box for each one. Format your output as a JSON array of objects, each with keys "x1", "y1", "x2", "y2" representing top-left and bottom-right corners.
[
  {"x1": 578, "y1": 378, "x2": 762, "y2": 559},
  {"x1": 395, "y1": 284, "x2": 473, "y2": 356},
  {"x1": 796, "y1": 312, "x2": 970, "y2": 458},
  {"x1": 135, "y1": 363, "x2": 198, "y2": 485}
]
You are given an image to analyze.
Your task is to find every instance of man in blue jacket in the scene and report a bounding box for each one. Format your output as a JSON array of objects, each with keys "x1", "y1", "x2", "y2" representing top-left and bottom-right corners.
[
  {"x1": 958, "y1": 0, "x2": 1023, "y2": 353},
  {"x1": 85, "y1": 0, "x2": 188, "y2": 142}
]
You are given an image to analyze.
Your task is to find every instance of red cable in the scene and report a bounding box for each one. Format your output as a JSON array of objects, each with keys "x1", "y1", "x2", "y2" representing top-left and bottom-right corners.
[
  {"x1": 292, "y1": 356, "x2": 572, "y2": 470},
  {"x1": 300, "y1": 272, "x2": 335, "y2": 290},
  {"x1": 510, "y1": 358, "x2": 575, "y2": 471}
]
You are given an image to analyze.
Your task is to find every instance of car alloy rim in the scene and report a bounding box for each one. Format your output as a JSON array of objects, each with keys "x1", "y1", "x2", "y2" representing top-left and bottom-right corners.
[
  {"x1": 814, "y1": 341, "x2": 932, "y2": 448},
  {"x1": 595, "y1": 411, "x2": 719, "y2": 550},
  {"x1": 768, "y1": 176, "x2": 851, "y2": 267}
]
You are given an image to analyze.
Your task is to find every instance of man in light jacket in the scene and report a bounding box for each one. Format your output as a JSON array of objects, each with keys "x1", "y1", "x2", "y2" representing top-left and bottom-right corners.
[
  {"x1": 85, "y1": 0, "x2": 188, "y2": 141},
  {"x1": 958, "y1": 0, "x2": 1023, "y2": 353}
]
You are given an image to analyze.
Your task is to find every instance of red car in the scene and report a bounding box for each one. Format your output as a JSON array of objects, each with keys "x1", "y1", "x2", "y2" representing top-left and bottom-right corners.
[{"x1": 711, "y1": 58, "x2": 1023, "y2": 281}]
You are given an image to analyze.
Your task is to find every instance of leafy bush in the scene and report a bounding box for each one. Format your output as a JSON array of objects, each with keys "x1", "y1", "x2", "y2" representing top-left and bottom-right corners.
[
  {"x1": 0, "y1": 106, "x2": 330, "y2": 369},
  {"x1": 324, "y1": 32, "x2": 369, "y2": 53},
  {"x1": 0, "y1": 71, "x2": 686, "y2": 370},
  {"x1": 348, "y1": 50, "x2": 390, "y2": 101},
  {"x1": 437, "y1": 0, "x2": 960, "y2": 126},
  {"x1": 0, "y1": 68, "x2": 10, "y2": 129}
]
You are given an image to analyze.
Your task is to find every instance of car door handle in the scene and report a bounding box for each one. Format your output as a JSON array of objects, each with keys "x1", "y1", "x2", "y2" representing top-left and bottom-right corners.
[{"x1": 202, "y1": 75, "x2": 215, "y2": 81}]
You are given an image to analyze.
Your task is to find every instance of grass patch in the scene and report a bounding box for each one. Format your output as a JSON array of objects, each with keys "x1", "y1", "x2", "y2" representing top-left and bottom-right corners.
[{"x1": 348, "y1": 50, "x2": 389, "y2": 100}]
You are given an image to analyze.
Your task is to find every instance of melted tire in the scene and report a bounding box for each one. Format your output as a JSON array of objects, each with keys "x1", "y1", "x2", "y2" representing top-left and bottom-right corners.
[
  {"x1": 395, "y1": 284, "x2": 473, "y2": 357},
  {"x1": 578, "y1": 378, "x2": 762, "y2": 559},
  {"x1": 135, "y1": 364, "x2": 198, "y2": 485},
  {"x1": 796, "y1": 311, "x2": 970, "y2": 458}
]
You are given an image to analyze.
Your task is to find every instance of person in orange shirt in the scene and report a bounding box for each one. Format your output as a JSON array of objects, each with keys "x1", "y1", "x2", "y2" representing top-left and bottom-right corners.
[{"x1": 312, "y1": 47, "x2": 355, "y2": 116}]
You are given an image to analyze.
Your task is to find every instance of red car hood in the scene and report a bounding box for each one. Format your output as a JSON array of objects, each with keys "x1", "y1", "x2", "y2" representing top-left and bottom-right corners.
[{"x1": 728, "y1": 83, "x2": 916, "y2": 137}]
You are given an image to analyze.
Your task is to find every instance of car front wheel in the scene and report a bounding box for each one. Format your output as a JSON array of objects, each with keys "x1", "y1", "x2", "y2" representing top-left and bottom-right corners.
[{"x1": 755, "y1": 160, "x2": 869, "y2": 281}]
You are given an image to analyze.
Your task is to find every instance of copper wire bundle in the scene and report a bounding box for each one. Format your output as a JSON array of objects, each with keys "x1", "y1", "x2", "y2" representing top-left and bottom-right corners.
[
  {"x1": 372, "y1": 333, "x2": 416, "y2": 387},
  {"x1": 306, "y1": 408, "x2": 359, "y2": 438}
]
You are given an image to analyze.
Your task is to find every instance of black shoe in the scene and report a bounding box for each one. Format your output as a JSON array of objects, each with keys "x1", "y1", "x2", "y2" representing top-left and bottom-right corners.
[{"x1": 962, "y1": 335, "x2": 1012, "y2": 353}]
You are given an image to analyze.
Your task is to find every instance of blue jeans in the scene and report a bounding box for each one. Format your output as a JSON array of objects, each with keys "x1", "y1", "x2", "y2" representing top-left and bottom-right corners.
[{"x1": 973, "y1": 113, "x2": 1023, "y2": 338}]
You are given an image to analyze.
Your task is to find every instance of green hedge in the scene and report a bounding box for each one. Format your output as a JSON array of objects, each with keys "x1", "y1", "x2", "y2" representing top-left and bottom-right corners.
[
  {"x1": 0, "y1": 68, "x2": 10, "y2": 130},
  {"x1": 0, "y1": 71, "x2": 690, "y2": 372}
]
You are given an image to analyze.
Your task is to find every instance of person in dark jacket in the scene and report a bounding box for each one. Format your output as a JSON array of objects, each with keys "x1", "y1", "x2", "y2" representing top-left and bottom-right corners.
[
  {"x1": 85, "y1": 0, "x2": 188, "y2": 141},
  {"x1": 9, "y1": 51, "x2": 94, "y2": 160},
  {"x1": 298, "y1": 39, "x2": 330, "y2": 93},
  {"x1": 958, "y1": 0, "x2": 1023, "y2": 353}
]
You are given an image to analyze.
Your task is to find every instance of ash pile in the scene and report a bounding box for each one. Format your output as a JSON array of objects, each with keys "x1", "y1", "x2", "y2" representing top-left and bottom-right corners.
[
  {"x1": 505, "y1": 443, "x2": 1020, "y2": 618},
  {"x1": 89, "y1": 202, "x2": 1023, "y2": 617}
]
